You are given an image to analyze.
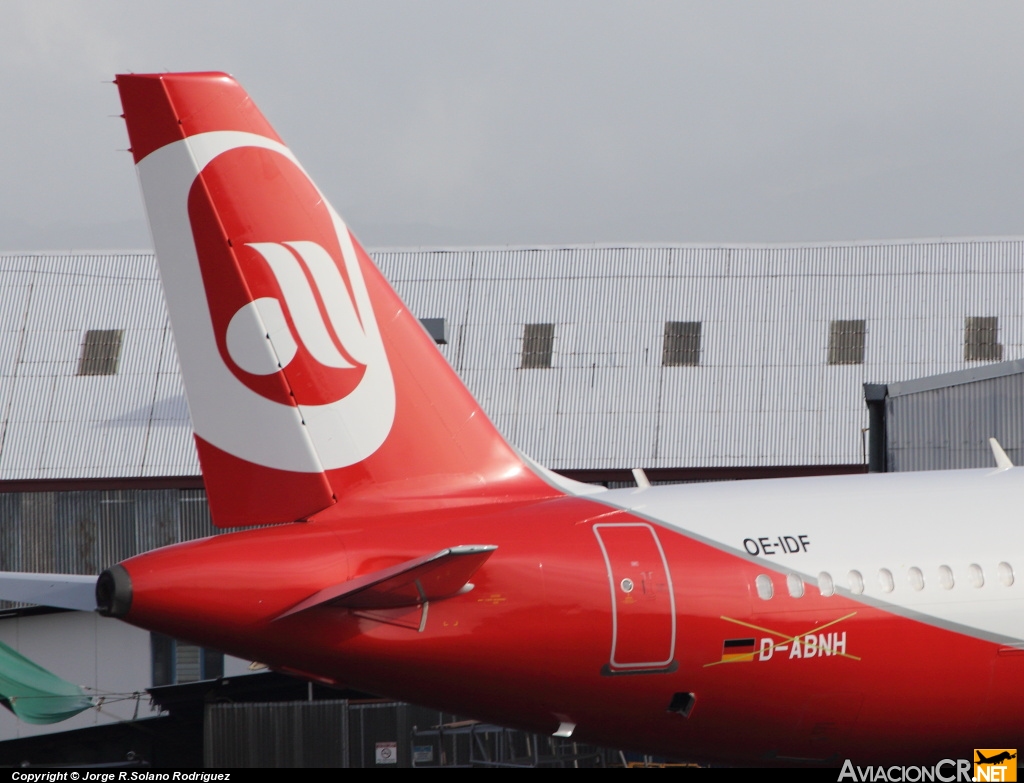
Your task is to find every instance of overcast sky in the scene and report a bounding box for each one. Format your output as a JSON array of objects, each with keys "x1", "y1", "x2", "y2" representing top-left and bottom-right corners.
[{"x1": 4, "y1": 1, "x2": 1024, "y2": 251}]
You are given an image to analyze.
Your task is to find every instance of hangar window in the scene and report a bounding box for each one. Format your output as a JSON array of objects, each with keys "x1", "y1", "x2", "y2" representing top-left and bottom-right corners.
[
  {"x1": 151, "y1": 633, "x2": 223, "y2": 686},
  {"x1": 521, "y1": 323, "x2": 555, "y2": 369},
  {"x1": 827, "y1": 320, "x2": 866, "y2": 365},
  {"x1": 964, "y1": 316, "x2": 1002, "y2": 362},
  {"x1": 662, "y1": 321, "x2": 702, "y2": 366},
  {"x1": 77, "y1": 329, "x2": 124, "y2": 376},
  {"x1": 419, "y1": 318, "x2": 448, "y2": 345}
]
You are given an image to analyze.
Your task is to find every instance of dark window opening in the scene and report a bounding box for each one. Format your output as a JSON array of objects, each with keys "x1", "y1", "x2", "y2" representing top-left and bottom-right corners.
[
  {"x1": 77, "y1": 329, "x2": 124, "y2": 376},
  {"x1": 151, "y1": 633, "x2": 174, "y2": 687},
  {"x1": 151, "y1": 633, "x2": 225, "y2": 686},
  {"x1": 964, "y1": 316, "x2": 1002, "y2": 362},
  {"x1": 419, "y1": 318, "x2": 448, "y2": 345},
  {"x1": 521, "y1": 323, "x2": 555, "y2": 369},
  {"x1": 828, "y1": 320, "x2": 866, "y2": 365},
  {"x1": 662, "y1": 321, "x2": 701, "y2": 366}
]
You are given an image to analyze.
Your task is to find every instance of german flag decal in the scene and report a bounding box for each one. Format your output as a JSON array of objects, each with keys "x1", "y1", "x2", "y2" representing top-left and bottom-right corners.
[{"x1": 720, "y1": 638, "x2": 756, "y2": 663}]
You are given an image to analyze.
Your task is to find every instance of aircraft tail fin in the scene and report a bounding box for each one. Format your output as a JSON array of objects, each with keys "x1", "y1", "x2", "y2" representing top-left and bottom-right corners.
[{"x1": 116, "y1": 73, "x2": 558, "y2": 527}]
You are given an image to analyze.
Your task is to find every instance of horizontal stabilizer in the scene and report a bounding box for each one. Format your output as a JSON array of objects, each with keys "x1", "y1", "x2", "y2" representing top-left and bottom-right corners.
[
  {"x1": 276, "y1": 545, "x2": 497, "y2": 619},
  {"x1": 0, "y1": 573, "x2": 97, "y2": 612}
]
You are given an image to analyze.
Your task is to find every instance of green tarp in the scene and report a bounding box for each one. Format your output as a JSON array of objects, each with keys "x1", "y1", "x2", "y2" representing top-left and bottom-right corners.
[{"x1": 0, "y1": 639, "x2": 92, "y2": 724}]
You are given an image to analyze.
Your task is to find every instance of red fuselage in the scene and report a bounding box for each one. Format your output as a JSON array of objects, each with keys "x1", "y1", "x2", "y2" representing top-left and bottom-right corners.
[{"x1": 113, "y1": 490, "x2": 1022, "y2": 766}]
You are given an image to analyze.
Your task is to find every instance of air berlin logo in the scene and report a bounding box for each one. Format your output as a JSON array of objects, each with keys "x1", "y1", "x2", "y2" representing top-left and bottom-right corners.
[
  {"x1": 141, "y1": 131, "x2": 395, "y2": 471},
  {"x1": 185, "y1": 142, "x2": 387, "y2": 409},
  {"x1": 225, "y1": 240, "x2": 370, "y2": 382}
]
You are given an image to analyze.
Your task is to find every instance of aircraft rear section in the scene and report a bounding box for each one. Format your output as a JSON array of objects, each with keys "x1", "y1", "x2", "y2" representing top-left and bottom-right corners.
[
  {"x1": 92, "y1": 489, "x2": 1022, "y2": 766},
  {"x1": 105, "y1": 70, "x2": 1024, "y2": 766}
]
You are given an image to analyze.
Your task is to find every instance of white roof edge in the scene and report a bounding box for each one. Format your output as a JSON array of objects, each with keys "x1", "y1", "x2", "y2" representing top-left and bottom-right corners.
[
  {"x1": 887, "y1": 359, "x2": 1024, "y2": 398},
  {"x1": 4, "y1": 236, "x2": 1024, "y2": 257},
  {"x1": 0, "y1": 249, "x2": 156, "y2": 258},
  {"x1": 368, "y1": 236, "x2": 1024, "y2": 253}
]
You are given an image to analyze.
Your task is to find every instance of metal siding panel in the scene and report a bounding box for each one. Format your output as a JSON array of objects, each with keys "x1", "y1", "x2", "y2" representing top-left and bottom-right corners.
[
  {"x1": 888, "y1": 370, "x2": 1024, "y2": 471},
  {"x1": 1, "y1": 244, "x2": 1024, "y2": 478},
  {"x1": 205, "y1": 701, "x2": 349, "y2": 768},
  {"x1": 179, "y1": 490, "x2": 217, "y2": 541}
]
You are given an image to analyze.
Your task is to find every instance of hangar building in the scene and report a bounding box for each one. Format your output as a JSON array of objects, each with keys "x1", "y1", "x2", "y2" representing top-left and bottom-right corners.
[{"x1": 0, "y1": 236, "x2": 1021, "y2": 759}]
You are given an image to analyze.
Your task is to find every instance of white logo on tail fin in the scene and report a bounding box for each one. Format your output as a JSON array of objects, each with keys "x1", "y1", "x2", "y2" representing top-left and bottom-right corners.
[
  {"x1": 225, "y1": 241, "x2": 368, "y2": 376},
  {"x1": 137, "y1": 131, "x2": 395, "y2": 473}
]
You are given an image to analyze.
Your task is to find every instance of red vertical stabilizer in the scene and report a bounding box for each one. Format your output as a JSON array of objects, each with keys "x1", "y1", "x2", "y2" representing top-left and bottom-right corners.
[{"x1": 117, "y1": 73, "x2": 559, "y2": 527}]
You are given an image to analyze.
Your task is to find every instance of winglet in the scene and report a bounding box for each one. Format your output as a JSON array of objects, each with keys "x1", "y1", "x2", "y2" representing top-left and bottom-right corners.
[{"x1": 989, "y1": 437, "x2": 1014, "y2": 471}]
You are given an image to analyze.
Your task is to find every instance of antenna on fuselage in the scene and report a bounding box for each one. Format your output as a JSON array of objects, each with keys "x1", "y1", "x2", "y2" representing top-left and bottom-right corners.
[
  {"x1": 988, "y1": 437, "x2": 1014, "y2": 471},
  {"x1": 632, "y1": 468, "x2": 651, "y2": 488}
]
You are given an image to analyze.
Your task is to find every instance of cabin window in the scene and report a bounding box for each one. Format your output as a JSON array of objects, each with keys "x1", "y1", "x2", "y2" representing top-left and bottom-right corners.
[
  {"x1": 938, "y1": 565, "x2": 954, "y2": 590},
  {"x1": 968, "y1": 564, "x2": 984, "y2": 588},
  {"x1": 847, "y1": 570, "x2": 864, "y2": 595},
  {"x1": 817, "y1": 572, "x2": 835, "y2": 597},
  {"x1": 755, "y1": 574, "x2": 773, "y2": 600},
  {"x1": 998, "y1": 562, "x2": 1014, "y2": 587},
  {"x1": 878, "y1": 568, "x2": 894, "y2": 593},
  {"x1": 908, "y1": 567, "x2": 925, "y2": 591},
  {"x1": 786, "y1": 573, "x2": 804, "y2": 598}
]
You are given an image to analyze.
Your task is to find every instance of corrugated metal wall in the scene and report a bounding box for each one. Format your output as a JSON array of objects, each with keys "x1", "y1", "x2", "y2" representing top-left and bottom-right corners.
[
  {"x1": 205, "y1": 701, "x2": 349, "y2": 768},
  {"x1": 0, "y1": 488, "x2": 216, "y2": 577},
  {"x1": 378, "y1": 239, "x2": 1024, "y2": 469},
  {"x1": 0, "y1": 253, "x2": 190, "y2": 479},
  {"x1": 3, "y1": 239, "x2": 1023, "y2": 477},
  {"x1": 887, "y1": 367, "x2": 1024, "y2": 471},
  {"x1": 204, "y1": 699, "x2": 617, "y2": 768}
]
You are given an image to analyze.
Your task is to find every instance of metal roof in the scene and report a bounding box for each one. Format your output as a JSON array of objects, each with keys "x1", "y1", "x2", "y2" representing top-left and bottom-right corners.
[
  {"x1": 887, "y1": 357, "x2": 1024, "y2": 397},
  {"x1": 2, "y1": 237, "x2": 1023, "y2": 479}
]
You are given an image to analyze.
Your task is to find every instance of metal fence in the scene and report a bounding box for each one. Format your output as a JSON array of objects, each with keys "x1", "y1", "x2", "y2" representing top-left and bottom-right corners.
[{"x1": 205, "y1": 699, "x2": 618, "y2": 768}]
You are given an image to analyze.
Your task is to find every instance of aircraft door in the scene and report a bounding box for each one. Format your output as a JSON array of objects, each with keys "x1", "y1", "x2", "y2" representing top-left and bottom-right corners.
[{"x1": 593, "y1": 523, "x2": 677, "y2": 675}]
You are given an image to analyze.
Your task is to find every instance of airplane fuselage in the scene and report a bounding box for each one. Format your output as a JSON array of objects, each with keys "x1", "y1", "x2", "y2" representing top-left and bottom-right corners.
[{"x1": 111, "y1": 467, "x2": 1024, "y2": 766}]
